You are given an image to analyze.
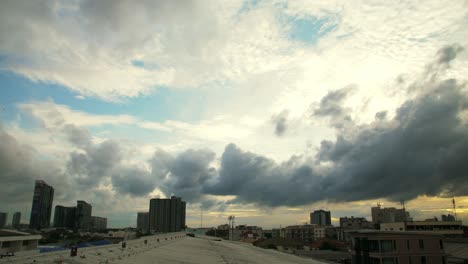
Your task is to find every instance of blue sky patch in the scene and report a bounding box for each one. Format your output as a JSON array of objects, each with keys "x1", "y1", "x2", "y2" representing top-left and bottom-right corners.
[{"x1": 287, "y1": 16, "x2": 337, "y2": 45}]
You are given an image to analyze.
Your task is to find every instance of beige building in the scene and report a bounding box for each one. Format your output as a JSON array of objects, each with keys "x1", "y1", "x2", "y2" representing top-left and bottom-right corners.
[
  {"x1": 350, "y1": 230, "x2": 447, "y2": 264},
  {"x1": 0, "y1": 230, "x2": 41, "y2": 255},
  {"x1": 380, "y1": 221, "x2": 463, "y2": 236},
  {"x1": 371, "y1": 206, "x2": 410, "y2": 223}
]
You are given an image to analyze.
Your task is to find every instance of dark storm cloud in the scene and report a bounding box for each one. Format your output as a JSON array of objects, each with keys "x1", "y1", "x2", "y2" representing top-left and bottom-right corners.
[
  {"x1": 150, "y1": 148, "x2": 216, "y2": 202},
  {"x1": 314, "y1": 85, "x2": 355, "y2": 118},
  {"x1": 204, "y1": 78, "x2": 468, "y2": 206},
  {"x1": 111, "y1": 167, "x2": 156, "y2": 197},
  {"x1": 271, "y1": 110, "x2": 289, "y2": 136},
  {"x1": 204, "y1": 144, "x2": 323, "y2": 206},
  {"x1": 0, "y1": 125, "x2": 70, "y2": 209},
  {"x1": 313, "y1": 85, "x2": 356, "y2": 129},
  {"x1": 201, "y1": 45, "x2": 468, "y2": 206},
  {"x1": 67, "y1": 138, "x2": 122, "y2": 187}
]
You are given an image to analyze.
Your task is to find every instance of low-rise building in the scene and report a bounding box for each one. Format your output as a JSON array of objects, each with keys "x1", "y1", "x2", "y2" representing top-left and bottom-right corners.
[
  {"x1": 231, "y1": 225, "x2": 263, "y2": 241},
  {"x1": 380, "y1": 221, "x2": 463, "y2": 237},
  {"x1": 0, "y1": 230, "x2": 41, "y2": 255},
  {"x1": 350, "y1": 230, "x2": 446, "y2": 264}
]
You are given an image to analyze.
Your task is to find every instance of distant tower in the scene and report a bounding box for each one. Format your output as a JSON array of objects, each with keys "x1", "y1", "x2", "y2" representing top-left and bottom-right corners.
[
  {"x1": 12, "y1": 212, "x2": 21, "y2": 229},
  {"x1": 452, "y1": 198, "x2": 457, "y2": 220},
  {"x1": 30, "y1": 180, "x2": 54, "y2": 229}
]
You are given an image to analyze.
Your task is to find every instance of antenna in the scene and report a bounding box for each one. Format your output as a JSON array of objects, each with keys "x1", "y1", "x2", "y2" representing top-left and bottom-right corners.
[
  {"x1": 401, "y1": 200, "x2": 405, "y2": 210},
  {"x1": 377, "y1": 202, "x2": 381, "y2": 208},
  {"x1": 200, "y1": 205, "x2": 203, "y2": 229},
  {"x1": 452, "y1": 198, "x2": 457, "y2": 221}
]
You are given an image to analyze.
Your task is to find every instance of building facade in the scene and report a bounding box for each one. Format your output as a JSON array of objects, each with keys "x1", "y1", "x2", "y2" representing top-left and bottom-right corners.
[
  {"x1": 311, "y1": 210, "x2": 332, "y2": 225},
  {"x1": 29, "y1": 180, "x2": 54, "y2": 229},
  {"x1": 340, "y1": 217, "x2": 374, "y2": 229},
  {"x1": 0, "y1": 212, "x2": 7, "y2": 228},
  {"x1": 76, "y1": 200, "x2": 92, "y2": 229},
  {"x1": 91, "y1": 216, "x2": 107, "y2": 230},
  {"x1": 380, "y1": 221, "x2": 463, "y2": 237},
  {"x1": 137, "y1": 212, "x2": 150, "y2": 233},
  {"x1": 149, "y1": 196, "x2": 186, "y2": 233},
  {"x1": 0, "y1": 230, "x2": 42, "y2": 254},
  {"x1": 371, "y1": 206, "x2": 410, "y2": 224},
  {"x1": 12, "y1": 212, "x2": 21, "y2": 229},
  {"x1": 53, "y1": 205, "x2": 76, "y2": 229},
  {"x1": 350, "y1": 231, "x2": 446, "y2": 264},
  {"x1": 441, "y1": 214, "x2": 455, "y2": 222}
]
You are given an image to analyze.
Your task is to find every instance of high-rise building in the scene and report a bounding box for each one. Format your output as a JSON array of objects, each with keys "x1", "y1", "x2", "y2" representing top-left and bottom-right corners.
[
  {"x1": 53, "y1": 205, "x2": 76, "y2": 229},
  {"x1": 137, "y1": 212, "x2": 150, "y2": 233},
  {"x1": 371, "y1": 206, "x2": 410, "y2": 223},
  {"x1": 441, "y1": 214, "x2": 455, "y2": 221},
  {"x1": 76, "y1": 200, "x2": 92, "y2": 229},
  {"x1": 310, "y1": 210, "x2": 331, "y2": 225},
  {"x1": 90, "y1": 216, "x2": 107, "y2": 230},
  {"x1": 0, "y1": 212, "x2": 7, "y2": 228},
  {"x1": 149, "y1": 196, "x2": 186, "y2": 233},
  {"x1": 29, "y1": 180, "x2": 54, "y2": 229},
  {"x1": 12, "y1": 212, "x2": 21, "y2": 229}
]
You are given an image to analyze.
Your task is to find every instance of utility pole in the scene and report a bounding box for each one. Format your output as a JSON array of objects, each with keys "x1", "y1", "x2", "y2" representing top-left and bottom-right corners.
[{"x1": 228, "y1": 215, "x2": 235, "y2": 241}]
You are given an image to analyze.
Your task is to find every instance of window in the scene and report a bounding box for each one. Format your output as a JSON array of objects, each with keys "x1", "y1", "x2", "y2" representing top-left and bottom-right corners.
[
  {"x1": 421, "y1": 256, "x2": 426, "y2": 264},
  {"x1": 368, "y1": 240, "x2": 380, "y2": 252},
  {"x1": 439, "y1": 240, "x2": 444, "y2": 249},
  {"x1": 419, "y1": 239, "x2": 424, "y2": 250},
  {"x1": 408, "y1": 257, "x2": 412, "y2": 264},
  {"x1": 370, "y1": 257, "x2": 380, "y2": 264},
  {"x1": 383, "y1": 258, "x2": 395, "y2": 264},
  {"x1": 2, "y1": 241, "x2": 10, "y2": 248},
  {"x1": 381, "y1": 240, "x2": 395, "y2": 252},
  {"x1": 22, "y1": 240, "x2": 29, "y2": 246},
  {"x1": 442, "y1": 256, "x2": 446, "y2": 264},
  {"x1": 407, "y1": 240, "x2": 410, "y2": 250}
]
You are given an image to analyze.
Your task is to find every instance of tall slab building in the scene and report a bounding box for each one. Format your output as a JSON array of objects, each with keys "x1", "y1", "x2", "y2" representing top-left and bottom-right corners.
[
  {"x1": 30, "y1": 180, "x2": 54, "y2": 229},
  {"x1": 310, "y1": 209, "x2": 332, "y2": 225},
  {"x1": 76, "y1": 200, "x2": 92, "y2": 229},
  {"x1": 137, "y1": 212, "x2": 150, "y2": 233},
  {"x1": 12, "y1": 212, "x2": 21, "y2": 228},
  {"x1": 149, "y1": 196, "x2": 186, "y2": 233}
]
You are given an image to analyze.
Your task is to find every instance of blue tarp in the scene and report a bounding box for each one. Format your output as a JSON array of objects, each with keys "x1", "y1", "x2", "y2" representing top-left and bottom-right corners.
[{"x1": 39, "y1": 240, "x2": 111, "y2": 253}]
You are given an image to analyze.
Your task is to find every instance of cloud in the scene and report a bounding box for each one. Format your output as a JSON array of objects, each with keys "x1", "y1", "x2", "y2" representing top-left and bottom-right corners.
[
  {"x1": 150, "y1": 148, "x2": 217, "y2": 203},
  {"x1": 271, "y1": 110, "x2": 289, "y2": 136},
  {"x1": 202, "y1": 47, "x2": 468, "y2": 206},
  {"x1": 0, "y1": 124, "x2": 72, "y2": 211},
  {"x1": 111, "y1": 166, "x2": 156, "y2": 197},
  {"x1": 437, "y1": 44, "x2": 465, "y2": 65}
]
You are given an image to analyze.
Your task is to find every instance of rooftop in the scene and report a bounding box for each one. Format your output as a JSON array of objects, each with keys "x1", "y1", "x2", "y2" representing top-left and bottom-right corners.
[
  {"x1": 0, "y1": 230, "x2": 30, "y2": 237},
  {"x1": 0, "y1": 233, "x2": 327, "y2": 263}
]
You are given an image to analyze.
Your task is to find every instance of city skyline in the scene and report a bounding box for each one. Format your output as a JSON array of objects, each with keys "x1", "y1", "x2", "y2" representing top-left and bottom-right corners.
[{"x1": 0, "y1": 0, "x2": 468, "y2": 229}]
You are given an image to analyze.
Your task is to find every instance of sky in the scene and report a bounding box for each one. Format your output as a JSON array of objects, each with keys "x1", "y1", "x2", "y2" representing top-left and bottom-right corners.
[{"x1": 0, "y1": 0, "x2": 468, "y2": 229}]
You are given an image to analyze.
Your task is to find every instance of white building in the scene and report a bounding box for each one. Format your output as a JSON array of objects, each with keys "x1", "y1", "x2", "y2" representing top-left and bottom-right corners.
[{"x1": 0, "y1": 230, "x2": 41, "y2": 254}]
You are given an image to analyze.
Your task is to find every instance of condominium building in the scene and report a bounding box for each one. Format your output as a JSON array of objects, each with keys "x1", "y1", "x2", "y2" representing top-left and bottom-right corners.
[
  {"x1": 12, "y1": 212, "x2": 21, "y2": 229},
  {"x1": 53, "y1": 205, "x2": 76, "y2": 229},
  {"x1": 0, "y1": 212, "x2": 7, "y2": 228},
  {"x1": 311, "y1": 210, "x2": 332, "y2": 225},
  {"x1": 350, "y1": 230, "x2": 446, "y2": 264},
  {"x1": 137, "y1": 212, "x2": 150, "y2": 233},
  {"x1": 29, "y1": 180, "x2": 54, "y2": 229},
  {"x1": 380, "y1": 221, "x2": 463, "y2": 237},
  {"x1": 149, "y1": 196, "x2": 186, "y2": 233},
  {"x1": 90, "y1": 216, "x2": 107, "y2": 230},
  {"x1": 76, "y1": 200, "x2": 92, "y2": 229},
  {"x1": 371, "y1": 206, "x2": 410, "y2": 224}
]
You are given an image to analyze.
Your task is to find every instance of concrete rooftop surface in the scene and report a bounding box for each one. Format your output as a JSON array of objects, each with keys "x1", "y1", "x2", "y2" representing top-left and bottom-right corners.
[{"x1": 0, "y1": 233, "x2": 327, "y2": 264}]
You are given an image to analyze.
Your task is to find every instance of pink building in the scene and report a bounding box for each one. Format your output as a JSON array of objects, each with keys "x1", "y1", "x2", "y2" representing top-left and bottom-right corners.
[{"x1": 350, "y1": 231, "x2": 446, "y2": 264}]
